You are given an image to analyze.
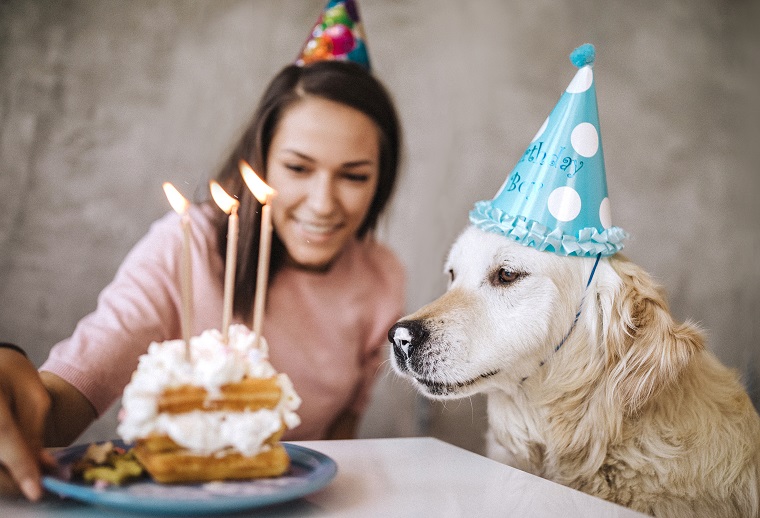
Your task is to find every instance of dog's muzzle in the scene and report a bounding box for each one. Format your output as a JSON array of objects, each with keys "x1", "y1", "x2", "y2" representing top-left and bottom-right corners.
[{"x1": 388, "y1": 320, "x2": 428, "y2": 365}]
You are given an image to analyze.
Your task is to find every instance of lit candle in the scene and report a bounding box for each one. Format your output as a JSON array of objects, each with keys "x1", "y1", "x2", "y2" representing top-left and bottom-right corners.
[
  {"x1": 239, "y1": 160, "x2": 276, "y2": 349},
  {"x1": 162, "y1": 182, "x2": 194, "y2": 354},
  {"x1": 210, "y1": 181, "x2": 240, "y2": 343}
]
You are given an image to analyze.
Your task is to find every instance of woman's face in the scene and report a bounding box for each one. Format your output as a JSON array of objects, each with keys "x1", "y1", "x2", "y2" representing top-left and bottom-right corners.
[{"x1": 266, "y1": 97, "x2": 380, "y2": 270}]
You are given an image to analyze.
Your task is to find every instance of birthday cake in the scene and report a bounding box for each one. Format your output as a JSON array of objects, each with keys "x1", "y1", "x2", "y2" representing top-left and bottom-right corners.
[{"x1": 117, "y1": 324, "x2": 301, "y2": 483}]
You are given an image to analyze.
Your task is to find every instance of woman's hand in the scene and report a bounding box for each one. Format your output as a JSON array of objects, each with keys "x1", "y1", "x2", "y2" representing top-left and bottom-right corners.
[{"x1": 0, "y1": 349, "x2": 57, "y2": 501}]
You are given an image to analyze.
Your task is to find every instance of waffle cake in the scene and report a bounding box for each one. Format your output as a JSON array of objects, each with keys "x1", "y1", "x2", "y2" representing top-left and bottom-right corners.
[{"x1": 117, "y1": 324, "x2": 301, "y2": 483}]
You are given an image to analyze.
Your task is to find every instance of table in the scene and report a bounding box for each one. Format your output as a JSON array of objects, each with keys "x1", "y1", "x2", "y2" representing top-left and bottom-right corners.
[{"x1": 1, "y1": 437, "x2": 649, "y2": 517}]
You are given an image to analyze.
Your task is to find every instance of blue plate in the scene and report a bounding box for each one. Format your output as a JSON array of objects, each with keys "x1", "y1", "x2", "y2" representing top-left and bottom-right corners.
[{"x1": 42, "y1": 440, "x2": 337, "y2": 515}]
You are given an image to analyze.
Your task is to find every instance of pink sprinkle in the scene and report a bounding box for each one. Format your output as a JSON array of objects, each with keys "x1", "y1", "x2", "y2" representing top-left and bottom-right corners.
[{"x1": 93, "y1": 480, "x2": 110, "y2": 490}]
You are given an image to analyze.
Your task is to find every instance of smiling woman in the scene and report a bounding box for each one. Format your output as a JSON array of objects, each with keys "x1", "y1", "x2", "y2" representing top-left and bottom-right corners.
[
  {"x1": 36, "y1": 59, "x2": 405, "y2": 445},
  {"x1": 0, "y1": 47, "x2": 405, "y2": 504}
]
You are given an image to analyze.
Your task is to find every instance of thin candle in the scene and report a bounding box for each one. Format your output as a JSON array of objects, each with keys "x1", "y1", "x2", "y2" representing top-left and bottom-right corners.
[
  {"x1": 239, "y1": 160, "x2": 276, "y2": 349},
  {"x1": 210, "y1": 181, "x2": 240, "y2": 343},
  {"x1": 162, "y1": 182, "x2": 193, "y2": 356}
]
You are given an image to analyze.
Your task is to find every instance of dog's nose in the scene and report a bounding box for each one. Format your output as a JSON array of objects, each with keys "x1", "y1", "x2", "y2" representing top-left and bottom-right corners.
[{"x1": 388, "y1": 320, "x2": 428, "y2": 360}]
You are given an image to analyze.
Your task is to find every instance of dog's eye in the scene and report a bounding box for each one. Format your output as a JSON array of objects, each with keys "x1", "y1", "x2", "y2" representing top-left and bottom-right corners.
[
  {"x1": 448, "y1": 269, "x2": 455, "y2": 283},
  {"x1": 496, "y1": 268, "x2": 520, "y2": 285}
]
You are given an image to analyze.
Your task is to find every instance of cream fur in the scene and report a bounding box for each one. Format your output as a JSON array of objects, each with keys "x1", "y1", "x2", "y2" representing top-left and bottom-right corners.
[{"x1": 390, "y1": 226, "x2": 760, "y2": 517}]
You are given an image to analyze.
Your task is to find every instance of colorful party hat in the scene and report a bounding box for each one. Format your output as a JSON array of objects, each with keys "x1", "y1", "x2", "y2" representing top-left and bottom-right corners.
[
  {"x1": 296, "y1": 0, "x2": 371, "y2": 71},
  {"x1": 470, "y1": 44, "x2": 627, "y2": 257}
]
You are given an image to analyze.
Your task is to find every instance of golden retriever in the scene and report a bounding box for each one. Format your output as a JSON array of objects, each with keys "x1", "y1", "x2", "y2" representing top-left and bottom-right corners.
[{"x1": 390, "y1": 225, "x2": 760, "y2": 517}]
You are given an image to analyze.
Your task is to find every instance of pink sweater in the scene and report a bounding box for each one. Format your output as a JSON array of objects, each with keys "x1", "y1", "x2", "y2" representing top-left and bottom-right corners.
[{"x1": 41, "y1": 204, "x2": 405, "y2": 440}]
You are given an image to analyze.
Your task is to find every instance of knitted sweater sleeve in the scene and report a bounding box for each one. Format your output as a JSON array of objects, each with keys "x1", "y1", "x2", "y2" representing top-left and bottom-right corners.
[{"x1": 40, "y1": 209, "x2": 197, "y2": 415}]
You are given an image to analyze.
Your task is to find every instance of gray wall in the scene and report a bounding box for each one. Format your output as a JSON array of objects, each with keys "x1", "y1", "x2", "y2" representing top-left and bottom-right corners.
[{"x1": 1, "y1": 0, "x2": 758, "y2": 455}]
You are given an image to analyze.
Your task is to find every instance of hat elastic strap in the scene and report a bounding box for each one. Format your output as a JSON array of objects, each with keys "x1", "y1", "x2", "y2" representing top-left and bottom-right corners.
[{"x1": 520, "y1": 252, "x2": 602, "y2": 384}]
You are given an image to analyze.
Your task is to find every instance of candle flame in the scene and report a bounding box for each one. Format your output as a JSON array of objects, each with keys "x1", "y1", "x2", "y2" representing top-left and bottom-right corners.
[
  {"x1": 209, "y1": 181, "x2": 240, "y2": 215},
  {"x1": 239, "y1": 160, "x2": 276, "y2": 204},
  {"x1": 163, "y1": 182, "x2": 190, "y2": 215}
]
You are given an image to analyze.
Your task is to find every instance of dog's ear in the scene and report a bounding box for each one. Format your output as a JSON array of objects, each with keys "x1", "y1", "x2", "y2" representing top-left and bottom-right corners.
[{"x1": 598, "y1": 255, "x2": 704, "y2": 415}]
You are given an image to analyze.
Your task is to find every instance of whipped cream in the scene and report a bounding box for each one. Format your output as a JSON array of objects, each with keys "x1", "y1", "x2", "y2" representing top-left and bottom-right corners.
[
  {"x1": 153, "y1": 410, "x2": 283, "y2": 457},
  {"x1": 118, "y1": 324, "x2": 301, "y2": 456}
]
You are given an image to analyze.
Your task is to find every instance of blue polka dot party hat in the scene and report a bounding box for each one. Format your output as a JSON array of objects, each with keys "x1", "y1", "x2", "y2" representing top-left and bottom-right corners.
[
  {"x1": 296, "y1": 0, "x2": 371, "y2": 71},
  {"x1": 470, "y1": 44, "x2": 627, "y2": 257}
]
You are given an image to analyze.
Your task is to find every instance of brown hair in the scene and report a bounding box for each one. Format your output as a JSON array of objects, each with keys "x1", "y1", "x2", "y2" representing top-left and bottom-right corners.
[{"x1": 211, "y1": 60, "x2": 402, "y2": 319}]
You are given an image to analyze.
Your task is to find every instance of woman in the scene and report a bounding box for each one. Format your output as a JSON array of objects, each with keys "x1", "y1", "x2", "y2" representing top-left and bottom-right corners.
[{"x1": 0, "y1": 59, "x2": 405, "y2": 500}]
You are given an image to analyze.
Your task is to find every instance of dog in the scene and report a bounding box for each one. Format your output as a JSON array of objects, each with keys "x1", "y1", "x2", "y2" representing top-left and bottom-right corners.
[{"x1": 390, "y1": 225, "x2": 760, "y2": 517}]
